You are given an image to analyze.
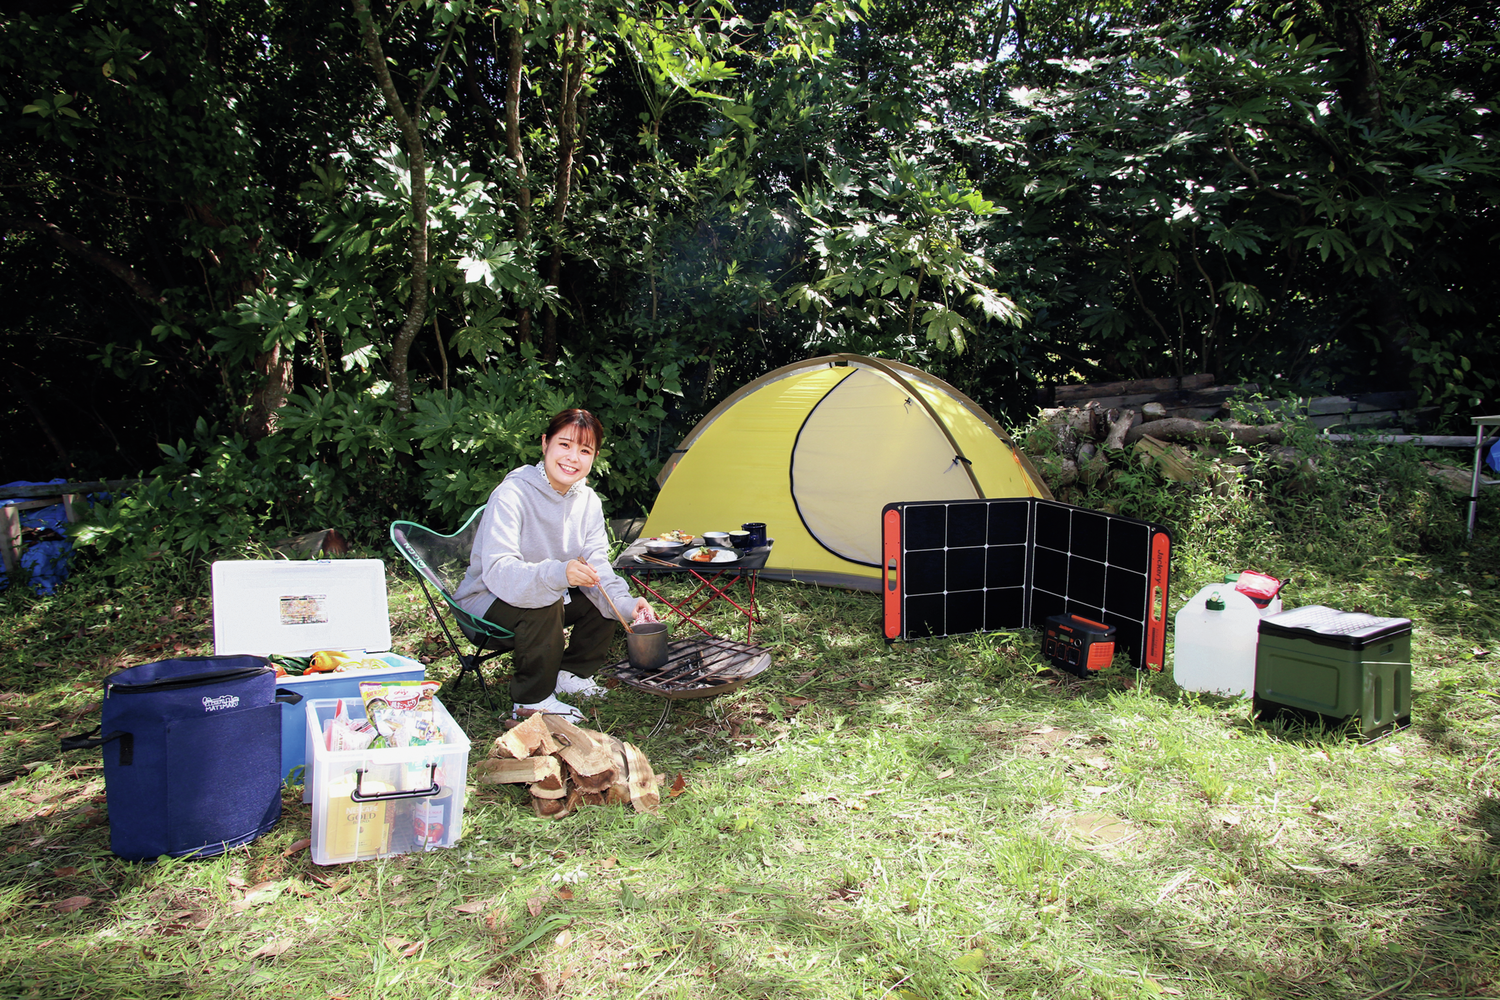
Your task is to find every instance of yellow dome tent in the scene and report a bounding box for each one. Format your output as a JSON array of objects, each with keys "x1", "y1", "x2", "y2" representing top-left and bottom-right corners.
[{"x1": 641, "y1": 354, "x2": 1053, "y2": 591}]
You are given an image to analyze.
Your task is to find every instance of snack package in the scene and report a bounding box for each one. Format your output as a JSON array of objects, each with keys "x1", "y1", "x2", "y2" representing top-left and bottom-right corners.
[
  {"x1": 632, "y1": 603, "x2": 660, "y2": 625},
  {"x1": 359, "y1": 680, "x2": 443, "y2": 748},
  {"x1": 324, "y1": 697, "x2": 378, "y2": 752}
]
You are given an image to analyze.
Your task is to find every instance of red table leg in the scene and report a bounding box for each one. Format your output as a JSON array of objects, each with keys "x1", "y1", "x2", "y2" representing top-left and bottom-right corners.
[
  {"x1": 627, "y1": 568, "x2": 762, "y2": 642},
  {"x1": 627, "y1": 573, "x2": 716, "y2": 637}
]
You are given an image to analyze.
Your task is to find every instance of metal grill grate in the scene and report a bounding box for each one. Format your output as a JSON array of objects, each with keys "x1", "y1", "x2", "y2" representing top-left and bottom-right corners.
[{"x1": 608, "y1": 637, "x2": 772, "y2": 699}]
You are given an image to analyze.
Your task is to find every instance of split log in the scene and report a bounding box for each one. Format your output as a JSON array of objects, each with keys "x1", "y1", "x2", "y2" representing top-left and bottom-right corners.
[
  {"x1": 1040, "y1": 403, "x2": 1100, "y2": 437},
  {"x1": 492, "y1": 713, "x2": 559, "y2": 759},
  {"x1": 1133, "y1": 436, "x2": 1197, "y2": 482},
  {"x1": 622, "y1": 742, "x2": 660, "y2": 815},
  {"x1": 531, "y1": 765, "x2": 569, "y2": 799},
  {"x1": 490, "y1": 720, "x2": 660, "y2": 819},
  {"x1": 1102, "y1": 408, "x2": 1138, "y2": 451},
  {"x1": 475, "y1": 756, "x2": 564, "y2": 786},
  {"x1": 533, "y1": 794, "x2": 571, "y2": 818},
  {"x1": 1123, "y1": 417, "x2": 1285, "y2": 447},
  {"x1": 541, "y1": 715, "x2": 617, "y2": 792},
  {"x1": 605, "y1": 736, "x2": 632, "y2": 807}
]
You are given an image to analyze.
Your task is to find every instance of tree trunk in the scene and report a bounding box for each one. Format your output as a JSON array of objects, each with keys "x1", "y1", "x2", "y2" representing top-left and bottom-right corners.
[
  {"x1": 244, "y1": 341, "x2": 294, "y2": 438},
  {"x1": 505, "y1": 21, "x2": 533, "y2": 346},
  {"x1": 353, "y1": 0, "x2": 434, "y2": 414},
  {"x1": 543, "y1": 23, "x2": 585, "y2": 362}
]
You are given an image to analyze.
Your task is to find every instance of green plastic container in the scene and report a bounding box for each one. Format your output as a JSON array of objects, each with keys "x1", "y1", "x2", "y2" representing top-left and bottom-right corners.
[{"x1": 1255, "y1": 605, "x2": 1412, "y2": 736}]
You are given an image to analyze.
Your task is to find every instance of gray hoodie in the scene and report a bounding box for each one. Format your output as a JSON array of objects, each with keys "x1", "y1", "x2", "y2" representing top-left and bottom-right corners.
[{"x1": 454, "y1": 462, "x2": 633, "y2": 622}]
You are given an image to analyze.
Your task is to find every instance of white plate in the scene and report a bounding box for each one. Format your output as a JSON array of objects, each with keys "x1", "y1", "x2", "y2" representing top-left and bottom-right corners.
[{"x1": 680, "y1": 546, "x2": 740, "y2": 564}]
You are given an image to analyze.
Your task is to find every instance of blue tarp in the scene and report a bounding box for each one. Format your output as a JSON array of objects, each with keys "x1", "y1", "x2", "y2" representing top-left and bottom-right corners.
[{"x1": 1, "y1": 479, "x2": 75, "y2": 596}]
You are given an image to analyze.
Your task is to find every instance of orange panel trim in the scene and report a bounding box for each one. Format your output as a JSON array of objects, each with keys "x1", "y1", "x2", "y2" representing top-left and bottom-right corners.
[
  {"x1": 1145, "y1": 531, "x2": 1171, "y2": 670},
  {"x1": 882, "y1": 509, "x2": 902, "y2": 639}
]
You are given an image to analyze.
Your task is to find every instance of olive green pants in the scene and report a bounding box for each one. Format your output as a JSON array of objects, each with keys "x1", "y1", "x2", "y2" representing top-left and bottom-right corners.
[{"x1": 481, "y1": 588, "x2": 618, "y2": 704}]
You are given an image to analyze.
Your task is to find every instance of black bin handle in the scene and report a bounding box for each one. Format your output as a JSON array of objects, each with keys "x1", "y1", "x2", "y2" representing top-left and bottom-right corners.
[{"x1": 350, "y1": 764, "x2": 440, "y2": 801}]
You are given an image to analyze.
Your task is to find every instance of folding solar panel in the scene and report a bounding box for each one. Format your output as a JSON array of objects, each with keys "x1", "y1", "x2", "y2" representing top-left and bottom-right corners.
[{"x1": 881, "y1": 499, "x2": 1171, "y2": 670}]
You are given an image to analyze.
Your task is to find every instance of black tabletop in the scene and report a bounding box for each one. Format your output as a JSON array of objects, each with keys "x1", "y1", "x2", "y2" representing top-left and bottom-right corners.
[{"x1": 613, "y1": 540, "x2": 774, "y2": 573}]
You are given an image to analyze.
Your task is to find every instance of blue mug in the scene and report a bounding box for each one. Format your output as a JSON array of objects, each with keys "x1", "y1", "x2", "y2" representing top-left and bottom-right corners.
[{"x1": 740, "y1": 522, "x2": 767, "y2": 548}]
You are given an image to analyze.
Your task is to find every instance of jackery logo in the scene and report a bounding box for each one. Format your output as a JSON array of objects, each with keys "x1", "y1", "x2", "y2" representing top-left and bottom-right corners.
[{"x1": 202, "y1": 694, "x2": 241, "y2": 712}]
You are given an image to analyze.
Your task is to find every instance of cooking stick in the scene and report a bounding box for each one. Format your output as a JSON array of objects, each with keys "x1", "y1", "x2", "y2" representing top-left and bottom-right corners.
[{"x1": 581, "y1": 555, "x2": 633, "y2": 633}]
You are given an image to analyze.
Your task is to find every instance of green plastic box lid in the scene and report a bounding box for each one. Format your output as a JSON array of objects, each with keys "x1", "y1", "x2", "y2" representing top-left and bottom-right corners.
[{"x1": 1257, "y1": 605, "x2": 1411, "y2": 650}]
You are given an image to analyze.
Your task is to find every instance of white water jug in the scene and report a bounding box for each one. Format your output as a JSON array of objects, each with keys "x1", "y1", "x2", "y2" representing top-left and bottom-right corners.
[{"x1": 1173, "y1": 584, "x2": 1261, "y2": 697}]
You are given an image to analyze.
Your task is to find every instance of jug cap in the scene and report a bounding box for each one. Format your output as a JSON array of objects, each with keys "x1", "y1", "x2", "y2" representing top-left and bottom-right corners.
[{"x1": 1205, "y1": 590, "x2": 1226, "y2": 611}]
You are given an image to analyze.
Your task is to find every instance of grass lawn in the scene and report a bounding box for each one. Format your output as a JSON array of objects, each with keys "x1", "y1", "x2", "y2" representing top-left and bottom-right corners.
[{"x1": 1, "y1": 440, "x2": 1497, "y2": 999}]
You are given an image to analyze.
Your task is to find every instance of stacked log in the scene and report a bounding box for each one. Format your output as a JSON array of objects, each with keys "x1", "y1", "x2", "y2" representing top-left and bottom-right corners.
[
  {"x1": 1034, "y1": 376, "x2": 1432, "y2": 431},
  {"x1": 1033, "y1": 390, "x2": 1288, "y2": 493},
  {"x1": 473, "y1": 714, "x2": 660, "y2": 818},
  {"x1": 1029, "y1": 375, "x2": 1467, "y2": 495}
]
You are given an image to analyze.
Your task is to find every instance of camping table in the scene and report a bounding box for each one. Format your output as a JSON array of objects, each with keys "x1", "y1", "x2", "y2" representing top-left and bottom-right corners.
[
  {"x1": 1470, "y1": 415, "x2": 1500, "y2": 539},
  {"x1": 613, "y1": 540, "x2": 773, "y2": 643}
]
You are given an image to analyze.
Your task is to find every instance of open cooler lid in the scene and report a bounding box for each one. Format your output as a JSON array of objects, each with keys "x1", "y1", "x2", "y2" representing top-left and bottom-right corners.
[
  {"x1": 211, "y1": 559, "x2": 393, "y2": 656},
  {"x1": 1258, "y1": 604, "x2": 1411, "y2": 649}
]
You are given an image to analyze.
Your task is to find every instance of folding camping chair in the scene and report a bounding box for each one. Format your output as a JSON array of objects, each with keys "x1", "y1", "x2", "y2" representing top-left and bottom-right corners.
[{"x1": 390, "y1": 508, "x2": 513, "y2": 708}]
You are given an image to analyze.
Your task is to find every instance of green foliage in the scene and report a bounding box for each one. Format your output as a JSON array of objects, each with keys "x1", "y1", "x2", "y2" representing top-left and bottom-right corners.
[
  {"x1": 70, "y1": 421, "x2": 289, "y2": 588},
  {"x1": 1019, "y1": 403, "x2": 1479, "y2": 581},
  {"x1": 994, "y1": 10, "x2": 1499, "y2": 413},
  {"x1": 5, "y1": 0, "x2": 1497, "y2": 489},
  {"x1": 69, "y1": 341, "x2": 686, "y2": 585},
  {"x1": 789, "y1": 154, "x2": 1026, "y2": 353}
]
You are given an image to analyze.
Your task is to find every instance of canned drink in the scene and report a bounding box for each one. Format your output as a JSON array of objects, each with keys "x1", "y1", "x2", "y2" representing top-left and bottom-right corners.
[{"x1": 411, "y1": 786, "x2": 454, "y2": 848}]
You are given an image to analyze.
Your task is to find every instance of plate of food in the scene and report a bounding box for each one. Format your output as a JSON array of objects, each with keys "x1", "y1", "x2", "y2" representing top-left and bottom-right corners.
[
  {"x1": 681, "y1": 546, "x2": 740, "y2": 564},
  {"x1": 643, "y1": 529, "x2": 694, "y2": 555}
]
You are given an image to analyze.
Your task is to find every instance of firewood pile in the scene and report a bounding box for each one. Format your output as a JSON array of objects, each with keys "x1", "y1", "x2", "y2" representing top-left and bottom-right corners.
[
  {"x1": 473, "y1": 713, "x2": 660, "y2": 818},
  {"x1": 1027, "y1": 375, "x2": 1470, "y2": 497},
  {"x1": 1033, "y1": 377, "x2": 1288, "y2": 491}
]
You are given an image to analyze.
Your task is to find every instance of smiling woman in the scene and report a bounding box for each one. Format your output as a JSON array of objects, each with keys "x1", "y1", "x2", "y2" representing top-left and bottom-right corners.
[{"x1": 451, "y1": 409, "x2": 653, "y2": 722}]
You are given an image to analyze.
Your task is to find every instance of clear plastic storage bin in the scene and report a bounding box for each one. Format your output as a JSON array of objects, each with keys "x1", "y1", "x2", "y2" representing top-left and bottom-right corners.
[{"x1": 303, "y1": 696, "x2": 469, "y2": 865}]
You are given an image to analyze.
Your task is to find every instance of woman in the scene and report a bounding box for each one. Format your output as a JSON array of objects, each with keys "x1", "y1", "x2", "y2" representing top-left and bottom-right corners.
[{"x1": 454, "y1": 409, "x2": 651, "y2": 720}]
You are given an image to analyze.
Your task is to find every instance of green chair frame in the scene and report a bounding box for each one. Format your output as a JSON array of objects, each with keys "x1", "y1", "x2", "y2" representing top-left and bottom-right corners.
[{"x1": 390, "y1": 507, "x2": 514, "y2": 707}]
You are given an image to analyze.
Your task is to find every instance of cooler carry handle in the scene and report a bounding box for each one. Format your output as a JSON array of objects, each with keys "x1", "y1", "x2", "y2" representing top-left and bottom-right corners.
[
  {"x1": 275, "y1": 689, "x2": 303, "y2": 705},
  {"x1": 350, "y1": 764, "x2": 440, "y2": 801},
  {"x1": 59, "y1": 728, "x2": 134, "y2": 764}
]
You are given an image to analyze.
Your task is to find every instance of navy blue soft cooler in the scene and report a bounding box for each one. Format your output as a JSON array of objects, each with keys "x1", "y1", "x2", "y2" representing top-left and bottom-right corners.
[{"x1": 88, "y1": 656, "x2": 285, "y2": 861}]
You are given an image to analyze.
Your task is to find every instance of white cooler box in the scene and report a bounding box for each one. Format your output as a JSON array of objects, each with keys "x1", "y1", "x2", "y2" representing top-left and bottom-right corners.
[
  {"x1": 211, "y1": 559, "x2": 425, "y2": 796},
  {"x1": 304, "y1": 696, "x2": 470, "y2": 865}
]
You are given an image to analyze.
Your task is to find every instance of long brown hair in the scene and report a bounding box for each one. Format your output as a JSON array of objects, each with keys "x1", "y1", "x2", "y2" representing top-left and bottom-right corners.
[{"x1": 542, "y1": 408, "x2": 604, "y2": 451}]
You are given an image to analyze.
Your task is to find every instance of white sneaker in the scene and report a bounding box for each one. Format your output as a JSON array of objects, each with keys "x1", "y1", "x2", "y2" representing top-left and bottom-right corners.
[
  {"x1": 555, "y1": 670, "x2": 608, "y2": 699},
  {"x1": 512, "y1": 694, "x2": 584, "y2": 723}
]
